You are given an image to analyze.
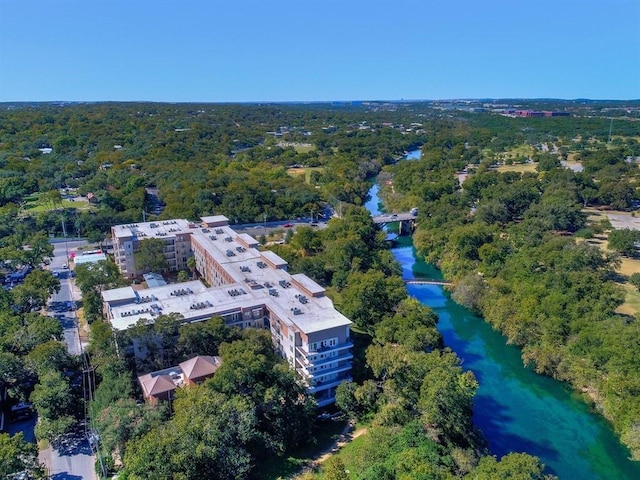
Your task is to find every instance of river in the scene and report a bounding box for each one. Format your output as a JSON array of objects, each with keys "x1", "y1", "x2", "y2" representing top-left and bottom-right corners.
[{"x1": 364, "y1": 150, "x2": 640, "y2": 479}]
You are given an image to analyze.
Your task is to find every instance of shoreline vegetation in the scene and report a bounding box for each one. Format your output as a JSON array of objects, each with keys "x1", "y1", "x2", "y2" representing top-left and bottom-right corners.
[{"x1": 378, "y1": 131, "x2": 640, "y2": 462}]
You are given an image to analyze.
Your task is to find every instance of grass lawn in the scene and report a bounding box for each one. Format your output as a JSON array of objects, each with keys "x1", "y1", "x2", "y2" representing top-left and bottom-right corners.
[
  {"x1": 616, "y1": 283, "x2": 640, "y2": 316},
  {"x1": 499, "y1": 144, "x2": 536, "y2": 160},
  {"x1": 287, "y1": 167, "x2": 324, "y2": 184},
  {"x1": 23, "y1": 194, "x2": 94, "y2": 213},
  {"x1": 495, "y1": 163, "x2": 537, "y2": 174},
  {"x1": 292, "y1": 144, "x2": 316, "y2": 154},
  {"x1": 259, "y1": 419, "x2": 349, "y2": 480},
  {"x1": 580, "y1": 217, "x2": 640, "y2": 316}
]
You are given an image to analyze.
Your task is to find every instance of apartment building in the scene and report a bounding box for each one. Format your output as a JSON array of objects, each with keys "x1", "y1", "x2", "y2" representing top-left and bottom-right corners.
[
  {"x1": 111, "y1": 219, "x2": 194, "y2": 278},
  {"x1": 105, "y1": 216, "x2": 352, "y2": 407}
]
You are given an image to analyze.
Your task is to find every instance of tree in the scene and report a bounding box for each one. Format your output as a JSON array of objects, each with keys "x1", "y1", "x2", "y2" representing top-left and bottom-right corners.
[
  {"x1": 31, "y1": 370, "x2": 77, "y2": 443},
  {"x1": 74, "y1": 259, "x2": 125, "y2": 293},
  {"x1": 186, "y1": 256, "x2": 197, "y2": 279},
  {"x1": 339, "y1": 270, "x2": 407, "y2": 332},
  {"x1": 465, "y1": 453, "x2": 555, "y2": 480},
  {"x1": 177, "y1": 269, "x2": 189, "y2": 282},
  {"x1": 0, "y1": 432, "x2": 45, "y2": 479},
  {"x1": 25, "y1": 340, "x2": 71, "y2": 375},
  {"x1": 177, "y1": 316, "x2": 241, "y2": 358},
  {"x1": 43, "y1": 189, "x2": 63, "y2": 211},
  {"x1": 608, "y1": 229, "x2": 640, "y2": 257},
  {"x1": 629, "y1": 272, "x2": 640, "y2": 291},
  {"x1": 11, "y1": 269, "x2": 60, "y2": 313},
  {"x1": 134, "y1": 238, "x2": 169, "y2": 274},
  {"x1": 375, "y1": 297, "x2": 442, "y2": 351},
  {"x1": 23, "y1": 231, "x2": 55, "y2": 267},
  {"x1": 12, "y1": 312, "x2": 63, "y2": 353},
  {"x1": 323, "y1": 456, "x2": 349, "y2": 480}
]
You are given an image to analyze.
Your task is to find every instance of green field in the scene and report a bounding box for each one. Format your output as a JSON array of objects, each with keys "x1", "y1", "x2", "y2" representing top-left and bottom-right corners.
[
  {"x1": 23, "y1": 194, "x2": 95, "y2": 213},
  {"x1": 287, "y1": 166, "x2": 324, "y2": 184}
]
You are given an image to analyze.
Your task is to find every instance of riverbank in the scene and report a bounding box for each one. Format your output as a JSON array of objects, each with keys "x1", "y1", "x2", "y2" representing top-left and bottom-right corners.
[{"x1": 367, "y1": 149, "x2": 640, "y2": 478}]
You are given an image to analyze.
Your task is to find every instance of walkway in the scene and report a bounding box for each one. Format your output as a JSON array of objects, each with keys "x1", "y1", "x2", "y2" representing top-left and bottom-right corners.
[{"x1": 405, "y1": 279, "x2": 453, "y2": 287}]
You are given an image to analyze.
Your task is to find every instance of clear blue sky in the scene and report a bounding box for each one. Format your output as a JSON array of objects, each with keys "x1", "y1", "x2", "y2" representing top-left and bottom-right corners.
[{"x1": 1, "y1": 0, "x2": 639, "y2": 102}]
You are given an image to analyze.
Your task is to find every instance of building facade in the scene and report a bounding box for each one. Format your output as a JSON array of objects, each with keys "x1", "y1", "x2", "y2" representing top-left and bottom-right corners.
[{"x1": 105, "y1": 216, "x2": 352, "y2": 407}]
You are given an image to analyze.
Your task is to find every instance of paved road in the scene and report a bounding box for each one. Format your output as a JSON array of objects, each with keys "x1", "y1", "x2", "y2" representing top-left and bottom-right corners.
[{"x1": 39, "y1": 238, "x2": 97, "y2": 480}]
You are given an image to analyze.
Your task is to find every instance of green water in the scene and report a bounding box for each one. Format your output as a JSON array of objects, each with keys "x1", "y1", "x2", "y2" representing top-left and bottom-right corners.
[{"x1": 392, "y1": 240, "x2": 640, "y2": 480}]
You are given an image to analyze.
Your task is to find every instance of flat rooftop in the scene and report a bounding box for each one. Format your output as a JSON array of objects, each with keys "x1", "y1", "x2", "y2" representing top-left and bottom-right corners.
[{"x1": 104, "y1": 216, "x2": 351, "y2": 334}]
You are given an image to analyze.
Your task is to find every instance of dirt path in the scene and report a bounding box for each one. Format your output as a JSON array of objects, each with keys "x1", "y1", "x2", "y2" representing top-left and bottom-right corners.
[{"x1": 311, "y1": 423, "x2": 368, "y2": 467}]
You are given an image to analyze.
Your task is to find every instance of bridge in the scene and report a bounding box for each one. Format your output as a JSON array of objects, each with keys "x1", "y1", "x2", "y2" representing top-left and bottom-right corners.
[
  {"x1": 405, "y1": 279, "x2": 453, "y2": 287},
  {"x1": 371, "y1": 212, "x2": 417, "y2": 225}
]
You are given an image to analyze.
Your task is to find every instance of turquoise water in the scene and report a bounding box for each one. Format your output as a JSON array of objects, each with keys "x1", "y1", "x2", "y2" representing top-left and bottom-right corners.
[
  {"x1": 391, "y1": 240, "x2": 640, "y2": 480},
  {"x1": 366, "y1": 151, "x2": 640, "y2": 479}
]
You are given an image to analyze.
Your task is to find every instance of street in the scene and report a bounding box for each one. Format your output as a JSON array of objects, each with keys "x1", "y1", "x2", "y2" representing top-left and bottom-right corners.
[{"x1": 38, "y1": 238, "x2": 97, "y2": 480}]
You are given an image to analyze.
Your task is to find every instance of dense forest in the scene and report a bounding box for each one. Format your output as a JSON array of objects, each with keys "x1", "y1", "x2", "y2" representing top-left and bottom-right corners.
[{"x1": 1, "y1": 100, "x2": 639, "y2": 478}]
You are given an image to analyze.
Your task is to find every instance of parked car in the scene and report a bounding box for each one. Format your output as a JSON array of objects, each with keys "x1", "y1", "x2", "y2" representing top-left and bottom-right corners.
[{"x1": 10, "y1": 402, "x2": 34, "y2": 422}]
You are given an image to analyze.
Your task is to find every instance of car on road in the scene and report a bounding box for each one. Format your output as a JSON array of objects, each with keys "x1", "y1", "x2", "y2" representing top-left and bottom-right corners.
[
  {"x1": 62, "y1": 263, "x2": 68, "y2": 269},
  {"x1": 283, "y1": 223, "x2": 293, "y2": 228}
]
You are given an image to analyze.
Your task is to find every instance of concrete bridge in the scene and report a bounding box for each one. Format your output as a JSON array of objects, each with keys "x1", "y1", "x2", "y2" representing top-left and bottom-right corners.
[
  {"x1": 405, "y1": 279, "x2": 453, "y2": 287},
  {"x1": 372, "y1": 211, "x2": 418, "y2": 235},
  {"x1": 371, "y1": 212, "x2": 417, "y2": 225}
]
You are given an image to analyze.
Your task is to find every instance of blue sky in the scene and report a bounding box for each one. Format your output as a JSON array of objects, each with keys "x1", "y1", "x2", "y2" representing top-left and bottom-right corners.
[{"x1": 1, "y1": 0, "x2": 639, "y2": 102}]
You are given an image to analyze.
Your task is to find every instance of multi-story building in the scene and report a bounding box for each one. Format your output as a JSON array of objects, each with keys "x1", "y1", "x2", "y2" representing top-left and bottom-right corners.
[
  {"x1": 104, "y1": 216, "x2": 352, "y2": 407},
  {"x1": 111, "y1": 219, "x2": 194, "y2": 278}
]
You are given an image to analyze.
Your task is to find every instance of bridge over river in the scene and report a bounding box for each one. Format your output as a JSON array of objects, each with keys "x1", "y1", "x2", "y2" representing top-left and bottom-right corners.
[
  {"x1": 371, "y1": 212, "x2": 417, "y2": 224},
  {"x1": 405, "y1": 279, "x2": 453, "y2": 287}
]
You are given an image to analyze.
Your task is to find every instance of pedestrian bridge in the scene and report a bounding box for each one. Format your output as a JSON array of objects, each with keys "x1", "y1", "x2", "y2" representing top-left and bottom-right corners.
[{"x1": 405, "y1": 279, "x2": 453, "y2": 287}]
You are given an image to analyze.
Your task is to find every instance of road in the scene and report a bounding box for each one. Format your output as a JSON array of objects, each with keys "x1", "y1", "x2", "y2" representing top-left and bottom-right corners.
[{"x1": 39, "y1": 238, "x2": 97, "y2": 480}]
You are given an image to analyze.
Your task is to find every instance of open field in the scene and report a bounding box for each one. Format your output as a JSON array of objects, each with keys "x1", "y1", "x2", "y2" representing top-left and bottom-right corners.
[
  {"x1": 287, "y1": 166, "x2": 324, "y2": 184},
  {"x1": 25, "y1": 200, "x2": 94, "y2": 213},
  {"x1": 616, "y1": 283, "x2": 640, "y2": 316},
  {"x1": 277, "y1": 142, "x2": 316, "y2": 153},
  {"x1": 583, "y1": 208, "x2": 640, "y2": 316},
  {"x1": 23, "y1": 193, "x2": 94, "y2": 213},
  {"x1": 496, "y1": 163, "x2": 537, "y2": 174},
  {"x1": 498, "y1": 144, "x2": 536, "y2": 160}
]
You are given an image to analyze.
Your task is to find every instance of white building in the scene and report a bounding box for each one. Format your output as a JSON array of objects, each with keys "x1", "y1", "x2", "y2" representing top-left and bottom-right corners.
[{"x1": 105, "y1": 216, "x2": 352, "y2": 407}]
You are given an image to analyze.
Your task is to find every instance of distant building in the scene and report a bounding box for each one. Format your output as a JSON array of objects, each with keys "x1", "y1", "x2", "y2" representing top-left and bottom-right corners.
[{"x1": 106, "y1": 216, "x2": 352, "y2": 407}]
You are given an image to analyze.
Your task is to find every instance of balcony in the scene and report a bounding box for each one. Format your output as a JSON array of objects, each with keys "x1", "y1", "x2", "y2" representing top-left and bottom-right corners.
[
  {"x1": 297, "y1": 363, "x2": 352, "y2": 383},
  {"x1": 297, "y1": 352, "x2": 353, "y2": 372},
  {"x1": 307, "y1": 374, "x2": 352, "y2": 394},
  {"x1": 296, "y1": 340, "x2": 352, "y2": 359}
]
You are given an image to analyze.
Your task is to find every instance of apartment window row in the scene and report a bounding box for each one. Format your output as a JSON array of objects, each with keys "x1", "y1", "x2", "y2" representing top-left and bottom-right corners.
[{"x1": 308, "y1": 337, "x2": 338, "y2": 352}]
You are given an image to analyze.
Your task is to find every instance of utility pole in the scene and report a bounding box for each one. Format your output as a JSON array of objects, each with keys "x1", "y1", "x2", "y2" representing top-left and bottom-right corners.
[
  {"x1": 61, "y1": 216, "x2": 69, "y2": 263},
  {"x1": 608, "y1": 118, "x2": 614, "y2": 144},
  {"x1": 142, "y1": 209, "x2": 147, "y2": 222}
]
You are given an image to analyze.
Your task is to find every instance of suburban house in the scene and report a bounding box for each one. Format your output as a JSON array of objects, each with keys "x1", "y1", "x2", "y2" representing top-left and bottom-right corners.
[
  {"x1": 138, "y1": 355, "x2": 222, "y2": 404},
  {"x1": 105, "y1": 216, "x2": 352, "y2": 407}
]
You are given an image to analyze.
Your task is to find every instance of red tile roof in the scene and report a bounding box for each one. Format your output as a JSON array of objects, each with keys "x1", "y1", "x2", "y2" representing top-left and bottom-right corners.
[{"x1": 179, "y1": 355, "x2": 222, "y2": 381}]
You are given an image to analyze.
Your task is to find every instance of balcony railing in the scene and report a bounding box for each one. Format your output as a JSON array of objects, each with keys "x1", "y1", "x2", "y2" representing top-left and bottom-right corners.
[
  {"x1": 296, "y1": 340, "x2": 352, "y2": 359},
  {"x1": 297, "y1": 363, "x2": 352, "y2": 383},
  {"x1": 307, "y1": 374, "x2": 352, "y2": 394},
  {"x1": 297, "y1": 352, "x2": 353, "y2": 370}
]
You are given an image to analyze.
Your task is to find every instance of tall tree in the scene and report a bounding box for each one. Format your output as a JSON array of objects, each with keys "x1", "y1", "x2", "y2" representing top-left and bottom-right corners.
[{"x1": 134, "y1": 238, "x2": 169, "y2": 274}]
